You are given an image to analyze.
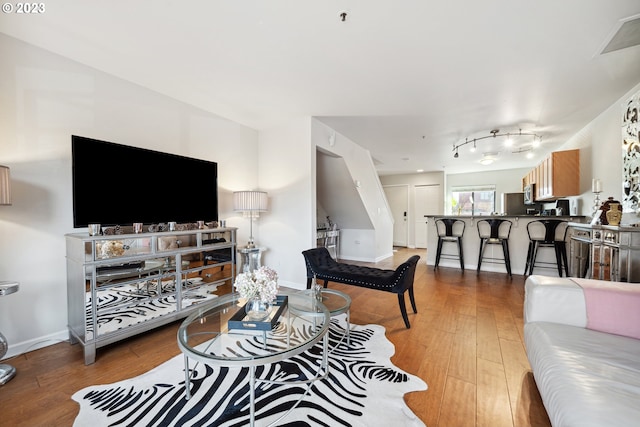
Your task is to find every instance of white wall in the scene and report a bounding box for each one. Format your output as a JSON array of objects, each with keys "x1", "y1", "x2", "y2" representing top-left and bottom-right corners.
[
  {"x1": 0, "y1": 34, "x2": 259, "y2": 357},
  {"x1": 316, "y1": 152, "x2": 371, "y2": 230},
  {"x1": 257, "y1": 118, "x2": 314, "y2": 289},
  {"x1": 558, "y1": 82, "x2": 640, "y2": 223}
]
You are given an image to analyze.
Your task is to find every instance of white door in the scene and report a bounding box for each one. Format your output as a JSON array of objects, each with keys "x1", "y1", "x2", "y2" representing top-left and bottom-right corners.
[
  {"x1": 383, "y1": 185, "x2": 409, "y2": 247},
  {"x1": 414, "y1": 185, "x2": 440, "y2": 249}
]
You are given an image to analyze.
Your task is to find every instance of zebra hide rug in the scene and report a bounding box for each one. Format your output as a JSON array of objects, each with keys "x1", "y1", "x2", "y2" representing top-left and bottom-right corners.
[{"x1": 72, "y1": 315, "x2": 427, "y2": 426}]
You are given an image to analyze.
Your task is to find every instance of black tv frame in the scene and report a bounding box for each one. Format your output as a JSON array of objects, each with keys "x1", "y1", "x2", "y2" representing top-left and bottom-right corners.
[{"x1": 71, "y1": 135, "x2": 218, "y2": 228}]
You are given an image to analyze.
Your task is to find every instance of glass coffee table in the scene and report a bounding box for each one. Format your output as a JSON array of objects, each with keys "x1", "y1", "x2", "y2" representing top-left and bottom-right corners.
[
  {"x1": 177, "y1": 291, "x2": 330, "y2": 427},
  {"x1": 293, "y1": 287, "x2": 352, "y2": 346}
]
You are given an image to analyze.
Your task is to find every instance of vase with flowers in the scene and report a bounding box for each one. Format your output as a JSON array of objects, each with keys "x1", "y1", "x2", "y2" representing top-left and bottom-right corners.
[{"x1": 234, "y1": 266, "x2": 279, "y2": 321}]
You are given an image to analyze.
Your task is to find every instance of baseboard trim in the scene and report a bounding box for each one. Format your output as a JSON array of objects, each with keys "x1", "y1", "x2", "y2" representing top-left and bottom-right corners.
[{"x1": 4, "y1": 329, "x2": 69, "y2": 359}]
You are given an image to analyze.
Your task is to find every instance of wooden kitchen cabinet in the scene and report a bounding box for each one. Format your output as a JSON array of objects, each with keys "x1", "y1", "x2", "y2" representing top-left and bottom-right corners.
[
  {"x1": 522, "y1": 169, "x2": 536, "y2": 188},
  {"x1": 522, "y1": 149, "x2": 579, "y2": 201}
]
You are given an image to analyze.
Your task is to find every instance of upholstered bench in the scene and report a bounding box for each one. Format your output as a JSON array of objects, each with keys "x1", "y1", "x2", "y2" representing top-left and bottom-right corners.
[{"x1": 302, "y1": 247, "x2": 420, "y2": 328}]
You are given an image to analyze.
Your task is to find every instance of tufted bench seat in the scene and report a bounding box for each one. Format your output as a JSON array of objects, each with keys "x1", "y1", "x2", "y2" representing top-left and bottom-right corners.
[{"x1": 302, "y1": 247, "x2": 421, "y2": 328}]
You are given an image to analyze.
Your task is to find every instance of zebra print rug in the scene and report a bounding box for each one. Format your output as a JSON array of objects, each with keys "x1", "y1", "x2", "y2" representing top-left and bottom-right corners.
[{"x1": 72, "y1": 315, "x2": 427, "y2": 426}]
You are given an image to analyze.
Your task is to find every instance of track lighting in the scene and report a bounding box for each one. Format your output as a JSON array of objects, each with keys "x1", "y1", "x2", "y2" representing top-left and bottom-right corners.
[{"x1": 452, "y1": 128, "x2": 542, "y2": 159}]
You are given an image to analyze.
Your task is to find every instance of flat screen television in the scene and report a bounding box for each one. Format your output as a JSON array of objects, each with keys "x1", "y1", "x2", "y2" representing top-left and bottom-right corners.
[{"x1": 72, "y1": 135, "x2": 218, "y2": 228}]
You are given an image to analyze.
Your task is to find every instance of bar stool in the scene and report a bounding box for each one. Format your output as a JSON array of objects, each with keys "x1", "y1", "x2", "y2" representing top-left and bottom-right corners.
[
  {"x1": 477, "y1": 219, "x2": 512, "y2": 276},
  {"x1": 525, "y1": 219, "x2": 569, "y2": 276},
  {"x1": 0, "y1": 281, "x2": 19, "y2": 385},
  {"x1": 434, "y1": 218, "x2": 465, "y2": 270}
]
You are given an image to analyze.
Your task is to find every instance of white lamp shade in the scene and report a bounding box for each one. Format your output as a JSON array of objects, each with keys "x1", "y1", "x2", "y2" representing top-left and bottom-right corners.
[
  {"x1": 0, "y1": 165, "x2": 11, "y2": 206},
  {"x1": 233, "y1": 191, "x2": 268, "y2": 212}
]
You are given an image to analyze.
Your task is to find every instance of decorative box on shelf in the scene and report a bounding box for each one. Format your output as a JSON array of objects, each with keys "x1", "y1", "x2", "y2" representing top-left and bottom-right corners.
[{"x1": 228, "y1": 295, "x2": 288, "y2": 331}]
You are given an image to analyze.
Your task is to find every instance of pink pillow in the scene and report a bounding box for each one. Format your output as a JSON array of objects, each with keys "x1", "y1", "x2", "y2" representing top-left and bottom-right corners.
[{"x1": 572, "y1": 278, "x2": 640, "y2": 340}]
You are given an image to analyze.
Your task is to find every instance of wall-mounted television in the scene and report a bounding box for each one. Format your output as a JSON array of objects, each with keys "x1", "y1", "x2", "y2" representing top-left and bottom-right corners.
[{"x1": 72, "y1": 135, "x2": 218, "y2": 228}]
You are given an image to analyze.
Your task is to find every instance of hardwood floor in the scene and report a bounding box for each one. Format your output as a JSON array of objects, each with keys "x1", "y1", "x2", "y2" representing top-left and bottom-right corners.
[{"x1": 0, "y1": 248, "x2": 550, "y2": 426}]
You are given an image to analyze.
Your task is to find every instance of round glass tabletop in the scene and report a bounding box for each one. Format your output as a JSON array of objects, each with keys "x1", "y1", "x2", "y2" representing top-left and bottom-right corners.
[
  {"x1": 290, "y1": 288, "x2": 351, "y2": 317},
  {"x1": 177, "y1": 292, "x2": 330, "y2": 368}
]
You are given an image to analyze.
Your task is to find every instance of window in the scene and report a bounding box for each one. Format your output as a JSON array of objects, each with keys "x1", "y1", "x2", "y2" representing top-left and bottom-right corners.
[{"x1": 451, "y1": 185, "x2": 496, "y2": 216}]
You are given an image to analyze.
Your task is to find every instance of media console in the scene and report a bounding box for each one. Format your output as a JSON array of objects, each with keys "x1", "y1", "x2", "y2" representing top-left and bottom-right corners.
[{"x1": 65, "y1": 227, "x2": 237, "y2": 364}]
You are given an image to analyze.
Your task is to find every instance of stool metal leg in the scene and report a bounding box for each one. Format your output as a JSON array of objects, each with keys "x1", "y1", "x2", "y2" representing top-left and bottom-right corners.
[
  {"x1": 501, "y1": 239, "x2": 512, "y2": 277},
  {"x1": 434, "y1": 237, "x2": 444, "y2": 269},
  {"x1": 554, "y1": 243, "x2": 564, "y2": 277},
  {"x1": 560, "y1": 243, "x2": 569, "y2": 277},
  {"x1": 0, "y1": 282, "x2": 19, "y2": 385},
  {"x1": 0, "y1": 331, "x2": 16, "y2": 385},
  {"x1": 0, "y1": 363, "x2": 16, "y2": 385},
  {"x1": 530, "y1": 242, "x2": 540, "y2": 275},
  {"x1": 457, "y1": 237, "x2": 465, "y2": 270},
  {"x1": 525, "y1": 241, "x2": 534, "y2": 275},
  {"x1": 477, "y1": 238, "x2": 486, "y2": 272}
]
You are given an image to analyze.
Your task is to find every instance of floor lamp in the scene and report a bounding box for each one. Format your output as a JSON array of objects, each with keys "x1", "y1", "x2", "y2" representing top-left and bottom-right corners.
[
  {"x1": 233, "y1": 190, "x2": 268, "y2": 248},
  {"x1": 0, "y1": 165, "x2": 19, "y2": 385}
]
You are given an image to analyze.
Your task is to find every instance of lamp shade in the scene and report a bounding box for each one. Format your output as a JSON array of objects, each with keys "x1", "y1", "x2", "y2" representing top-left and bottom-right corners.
[
  {"x1": 0, "y1": 165, "x2": 11, "y2": 206},
  {"x1": 233, "y1": 191, "x2": 268, "y2": 212}
]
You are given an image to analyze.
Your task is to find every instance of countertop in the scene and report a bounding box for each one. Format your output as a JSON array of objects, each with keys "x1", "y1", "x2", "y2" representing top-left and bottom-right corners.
[{"x1": 429, "y1": 215, "x2": 586, "y2": 219}]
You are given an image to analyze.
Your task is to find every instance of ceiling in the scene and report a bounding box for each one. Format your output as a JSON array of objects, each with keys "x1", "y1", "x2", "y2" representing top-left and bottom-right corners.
[{"x1": 2, "y1": 1, "x2": 640, "y2": 175}]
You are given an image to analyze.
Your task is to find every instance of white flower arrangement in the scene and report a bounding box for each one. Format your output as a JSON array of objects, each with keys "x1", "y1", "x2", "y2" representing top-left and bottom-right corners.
[{"x1": 233, "y1": 266, "x2": 279, "y2": 303}]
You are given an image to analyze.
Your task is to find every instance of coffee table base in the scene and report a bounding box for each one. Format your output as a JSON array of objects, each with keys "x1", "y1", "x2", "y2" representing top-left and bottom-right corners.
[{"x1": 183, "y1": 332, "x2": 329, "y2": 427}]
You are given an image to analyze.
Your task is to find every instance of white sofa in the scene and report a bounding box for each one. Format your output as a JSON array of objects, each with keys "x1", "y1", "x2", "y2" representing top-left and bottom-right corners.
[{"x1": 524, "y1": 275, "x2": 640, "y2": 427}]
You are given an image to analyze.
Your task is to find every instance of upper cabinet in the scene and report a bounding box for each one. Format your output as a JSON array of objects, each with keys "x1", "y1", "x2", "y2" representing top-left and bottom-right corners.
[{"x1": 522, "y1": 149, "x2": 580, "y2": 201}]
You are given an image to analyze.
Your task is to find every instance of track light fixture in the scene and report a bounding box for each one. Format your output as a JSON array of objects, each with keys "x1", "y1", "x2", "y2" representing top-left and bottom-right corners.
[{"x1": 452, "y1": 128, "x2": 542, "y2": 159}]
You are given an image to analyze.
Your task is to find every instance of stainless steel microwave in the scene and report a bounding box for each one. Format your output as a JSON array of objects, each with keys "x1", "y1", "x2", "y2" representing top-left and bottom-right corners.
[{"x1": 524, "y1": 184, "x2": 535, "y2": 205}]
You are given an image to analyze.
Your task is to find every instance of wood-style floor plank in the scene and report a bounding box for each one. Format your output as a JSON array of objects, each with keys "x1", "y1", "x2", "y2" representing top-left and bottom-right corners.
[
  {"x1": 477, "y1": 358, "x2": 513, "y2": 427},
  {"x1": 448, "y1": 313, "x2": 477, "y2": 384},
  {"x1": 0, "y1": 248, "x2": 551, "y2": 427},
  {"x1": 439, "y1": 376, "x2": 476, "y2": 427}
]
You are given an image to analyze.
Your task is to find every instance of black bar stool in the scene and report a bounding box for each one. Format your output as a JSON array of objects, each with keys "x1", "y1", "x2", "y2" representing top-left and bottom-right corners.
[
  {"x1": 525, "y1": 219, "x2": 569, "y2": 276},
  {"x1": 434, "y1": 218, "x2": 465, "y2": 270},
  {"x1": 477, "y1": 219, "x2": 512, "y2": 276}
]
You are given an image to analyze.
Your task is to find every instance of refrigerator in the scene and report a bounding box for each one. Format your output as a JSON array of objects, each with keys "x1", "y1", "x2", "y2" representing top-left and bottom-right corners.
[{"x1": 501, "y1": 192, "x2": 527, "y2": 215}]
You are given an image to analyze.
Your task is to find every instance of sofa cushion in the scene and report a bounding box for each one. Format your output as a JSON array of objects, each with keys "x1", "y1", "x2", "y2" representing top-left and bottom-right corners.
[
  {"x1": 524, "y1": 275, "x2": 587, "y2": 327},
  {"x1": 525, "y1": 322, "x2": 640, "y2": 427},
  {"x1": 314, "y1": 263, "x2": 396, "y2": 288}
]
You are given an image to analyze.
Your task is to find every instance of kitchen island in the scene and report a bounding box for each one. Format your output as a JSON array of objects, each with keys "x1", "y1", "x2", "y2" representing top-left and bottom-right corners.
[{"x1": 426, "y1": 215, "x2": 587, "y2": 276}]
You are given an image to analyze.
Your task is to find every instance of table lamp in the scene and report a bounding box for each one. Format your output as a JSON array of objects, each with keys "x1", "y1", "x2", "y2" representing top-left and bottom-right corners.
[{"x1": 233, "y1": 190, "x2": 268, "y2": 248}]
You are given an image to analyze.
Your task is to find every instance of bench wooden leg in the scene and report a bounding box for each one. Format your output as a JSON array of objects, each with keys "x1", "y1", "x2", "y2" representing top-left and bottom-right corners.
[
  {"x1": 408, "y1": 286, "x2": 417, "y2": 314},
  {"x1": 398, "y1": 294, "x2": 411, "y2": 329}
]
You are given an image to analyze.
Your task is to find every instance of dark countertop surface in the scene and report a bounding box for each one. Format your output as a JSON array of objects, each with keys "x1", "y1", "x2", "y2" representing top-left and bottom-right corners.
[{"x1": 428, "y1": 215, "x2": 586, "y2": 219}]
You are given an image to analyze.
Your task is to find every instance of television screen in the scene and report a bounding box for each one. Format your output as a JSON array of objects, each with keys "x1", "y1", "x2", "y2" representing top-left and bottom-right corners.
[{"x1": 72, "y1": 135, "x2": 218, "y2": 228}]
